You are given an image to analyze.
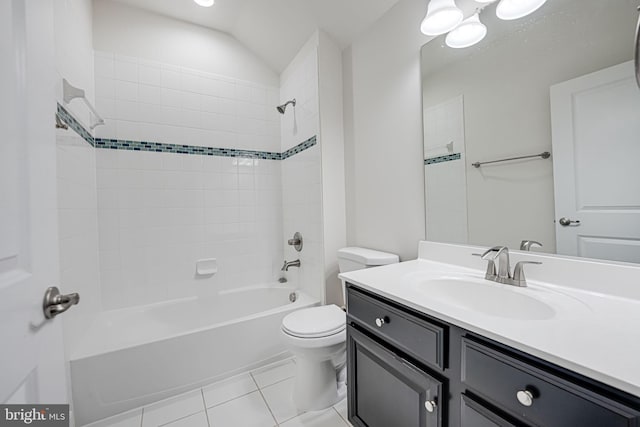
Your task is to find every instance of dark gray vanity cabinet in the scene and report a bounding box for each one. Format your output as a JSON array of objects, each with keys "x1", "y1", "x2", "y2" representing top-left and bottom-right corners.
[{"x1": 346, "y1": 284, "x2": 640, "y2": 427}]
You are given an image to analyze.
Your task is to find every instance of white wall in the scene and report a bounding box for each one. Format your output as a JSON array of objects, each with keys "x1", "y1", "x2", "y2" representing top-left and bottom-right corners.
[
  {"x1": 317, "y1": 31, "x2": 347, "y2": 306},
  {"x1": 54, "y1": 0, "x2": 95, "y2": 125},
  {"x1": 343, "y1": 0, "x2": 429, "y2": 261},
  {"x1": 93, "y1": 0, "x2": 278, "y2": 87},
  {"x1": 280, "y1": 33, "x2": 324, "y2": 302}
]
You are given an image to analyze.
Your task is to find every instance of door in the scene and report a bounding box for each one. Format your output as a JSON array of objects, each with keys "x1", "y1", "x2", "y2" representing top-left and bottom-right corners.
[
  {"x1": 0, "y1": 0, "x2": 68, "y2": 404},
  {"x1": 551, "y1": 61, "x2": 640, "y2": 263},
  {"x1": 347, "y1": 325, "x2": 443, "y2": 427}
]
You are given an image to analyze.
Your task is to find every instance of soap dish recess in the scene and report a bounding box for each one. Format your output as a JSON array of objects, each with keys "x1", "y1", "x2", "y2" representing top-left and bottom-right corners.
[{"x1": 196, "y1": 258, "x2": 217, "y2": 276}]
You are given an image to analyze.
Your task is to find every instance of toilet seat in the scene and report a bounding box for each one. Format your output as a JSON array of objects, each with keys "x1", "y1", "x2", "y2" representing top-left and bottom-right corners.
[{"x1": 282, "y1": 304, "x2": 346, "y2": 339}]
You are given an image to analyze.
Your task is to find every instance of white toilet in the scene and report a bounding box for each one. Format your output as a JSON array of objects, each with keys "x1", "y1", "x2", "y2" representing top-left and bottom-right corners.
[{"x1": 280, "y1": 247, "x2": 399, "y2": 411}]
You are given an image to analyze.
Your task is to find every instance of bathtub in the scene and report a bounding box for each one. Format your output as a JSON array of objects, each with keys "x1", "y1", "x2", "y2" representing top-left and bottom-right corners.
[{"x1": 70, "y1": 286, "x2": 318, "y2": 426}]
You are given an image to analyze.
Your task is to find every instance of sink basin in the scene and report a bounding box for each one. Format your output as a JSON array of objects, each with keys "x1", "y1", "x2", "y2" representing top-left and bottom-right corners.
[{"x1": 415, "y1": 277, "x2": 557, "y2": 320}]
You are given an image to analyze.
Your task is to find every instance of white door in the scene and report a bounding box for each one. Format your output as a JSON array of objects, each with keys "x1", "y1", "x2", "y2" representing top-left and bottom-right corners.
[
  {"x1": 551, "y1": 61, "x2": 640, "y2": 263},
  {"x1": 0, "y1": 0, "x2": 68, "y2": 404}
]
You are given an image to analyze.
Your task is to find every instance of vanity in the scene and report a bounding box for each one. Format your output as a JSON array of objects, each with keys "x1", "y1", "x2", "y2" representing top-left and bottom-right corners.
[{"x1": 340, "y1": 242, "x2": 640, "y2": 427}]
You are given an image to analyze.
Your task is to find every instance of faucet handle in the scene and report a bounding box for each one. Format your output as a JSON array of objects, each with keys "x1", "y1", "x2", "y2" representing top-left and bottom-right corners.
[
  {"x1": 480, "y1": 246, "x2": 507, "y2": 260},
  {"x1": 520, "y1": 240, "x2": 542, "y2": 251},
  {"x1": 512, "y1": 261, "x2": 542, "y2": 286}
]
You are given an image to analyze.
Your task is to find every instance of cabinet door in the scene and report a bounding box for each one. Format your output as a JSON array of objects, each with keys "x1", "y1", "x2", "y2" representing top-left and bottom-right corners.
[{"x1": 347, "y1": 325, "x2": 443, "y2": 427}]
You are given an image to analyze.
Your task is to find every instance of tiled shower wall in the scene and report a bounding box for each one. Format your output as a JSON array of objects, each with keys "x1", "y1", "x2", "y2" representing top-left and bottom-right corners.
[
  {"x1": 93, "y1": 51, "x2": 286, "y2": 310},
  {"x1": 94, "y1": 51, "x2": 281, "y2": 151},
  {"x1": 280, "y1": 35, "x2": 324, "y2": 302},
  {"x1": 96, "y1": 149, "x2": 283, "y2": 310}
]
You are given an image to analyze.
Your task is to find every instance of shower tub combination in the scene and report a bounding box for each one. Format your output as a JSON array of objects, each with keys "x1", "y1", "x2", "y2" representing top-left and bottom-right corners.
[{"x1": 70, "y1": 286, "x2": 317, "y2": 426}]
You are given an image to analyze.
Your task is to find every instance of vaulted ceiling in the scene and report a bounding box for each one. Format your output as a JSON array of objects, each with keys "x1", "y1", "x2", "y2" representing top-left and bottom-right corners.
[{"x1": 107, "y1": 0, "x2": 401, "y2": 72}]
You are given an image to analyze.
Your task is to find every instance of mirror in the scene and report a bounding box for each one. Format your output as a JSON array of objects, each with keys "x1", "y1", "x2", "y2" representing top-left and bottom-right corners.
[{"x1": 421, "y1": 0, "x2": 640, "y2": 263}]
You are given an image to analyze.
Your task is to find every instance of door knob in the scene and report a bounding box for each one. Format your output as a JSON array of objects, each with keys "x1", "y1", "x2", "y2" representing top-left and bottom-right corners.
[
  {"x1": 43, "y1": 286, "x2": 80, "y2": 319},
  {"x1": 559, "y1": 217, "x2": 581, "y2": 227}
]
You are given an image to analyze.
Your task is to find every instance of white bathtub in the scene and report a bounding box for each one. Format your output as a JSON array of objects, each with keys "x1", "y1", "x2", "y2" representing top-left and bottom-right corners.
[{"x1": 70, "y1": 286, "x2": 318, "y2": 426}]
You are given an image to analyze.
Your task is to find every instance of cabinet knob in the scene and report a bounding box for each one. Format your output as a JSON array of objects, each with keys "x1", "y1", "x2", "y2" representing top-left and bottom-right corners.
[
  {"x1": 375, "y1": 317, "x2": 387, "y2": 327},
  {"x1": 516, "y1": 389, "x2": 535, "y2": 407},
  {"x1": 424, "y1": 400, "x2": 437, "y2": 413}
]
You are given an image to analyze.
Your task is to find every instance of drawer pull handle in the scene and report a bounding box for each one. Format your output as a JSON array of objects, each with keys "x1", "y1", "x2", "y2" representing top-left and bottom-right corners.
[
  {"x1": 375, "y1": 317, "x2": 387, "y2": 327},
  {"x1": 516, "y1": 389, "x2": 535, "y2": 407},
  {"x1": 424, "y1": 399, "x2": 437, "y2": 413}
]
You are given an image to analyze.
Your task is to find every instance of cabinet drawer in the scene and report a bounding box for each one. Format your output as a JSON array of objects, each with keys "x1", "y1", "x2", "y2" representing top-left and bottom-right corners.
[
  {"x1": 347, "y1": 287, "x2": 446, "y2": 370},
  {"x1": 461, "y1": 395, "x2": 523, "y2": 427},
  {"x1": 462, "y1": 338, "x2": 640, "y2": 427},
  {"x1": 348, "y1": 325, "x2": 443, "y2": 427}
]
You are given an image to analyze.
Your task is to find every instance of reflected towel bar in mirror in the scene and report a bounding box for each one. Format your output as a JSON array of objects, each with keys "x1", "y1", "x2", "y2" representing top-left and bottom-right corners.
[{"x1": 472, "y1": 151, "x2": 551, "y2": 168}]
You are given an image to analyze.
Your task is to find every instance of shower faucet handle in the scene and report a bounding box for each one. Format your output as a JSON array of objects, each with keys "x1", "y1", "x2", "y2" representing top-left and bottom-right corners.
[{"x1": 287, "y1": 232, "x2": 303, "y2": 252}]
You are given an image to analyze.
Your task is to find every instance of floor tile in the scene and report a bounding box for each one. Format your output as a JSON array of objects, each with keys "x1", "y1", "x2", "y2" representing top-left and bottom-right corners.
[
  {"x1": 84, "y1": 409, "x2": 142, "y2": 427},
  {"x1": 159, "y1": 411, "x2": 208, "y2": 427},
  {"x1": 279, "y1": 408, "x2": 348, "y2": 427},
  {"x1": 332, "y1": 398, "x2": 347, "y2": 423},
  {"x1": 259, "y1": 378, "x2": 301, "y2": 424},
  {"x1": 142, "y1": 390, "x2": 206, "y2": 427},
  {"x1": 203, "y1": 373, "x2": 258, "y2": 408},
  {"x1": 206, "y1": 391, "x2": 275, "y2": 427},
  {"x1": 251, "y1": 359, "x2": 296, "y2": 389}
]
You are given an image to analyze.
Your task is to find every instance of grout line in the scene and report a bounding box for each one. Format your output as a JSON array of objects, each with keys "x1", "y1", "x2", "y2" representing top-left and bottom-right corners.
[
  {"x1": 255, "y1": 387, "x2": 279, "y2": 427},
  {"x1": 256, "y1": 375, "x2": 295, "y2": 391},
  {"x1": 251, "y1": 372, "x2": 279, "y2": 426},
  {"x1": 203, "y1": 389, "x2": 258, "y2": 410},
  {"x1": 156, "y1": 411, "x2": 206, "y2": 427},
  {"x1": 333, "y1": 406, "x2": 349, "y2": 426},
  {"x1": 200, "y1": 389, "x2": 212, "y2": 427}
]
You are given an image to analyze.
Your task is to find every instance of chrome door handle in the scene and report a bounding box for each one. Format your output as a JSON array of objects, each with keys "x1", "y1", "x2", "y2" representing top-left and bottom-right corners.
[
  {"x1": 558, "y1": 217, "x2": 581, "y2": 227},
  {"x1": 43, "y1": 286, "x2": 80, "y2": 319}
]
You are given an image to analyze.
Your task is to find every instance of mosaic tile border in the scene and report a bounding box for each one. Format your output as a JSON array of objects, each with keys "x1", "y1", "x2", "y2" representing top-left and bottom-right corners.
[
  {"x1": 57, "y1": 103, "x2": 94, "y2": 146},
  {"x1": 57, "y1": 102, "x2": 316, "y2": 160},
  {"x1": 424, "y1": 153, "x2": 462, "y2": 165}
]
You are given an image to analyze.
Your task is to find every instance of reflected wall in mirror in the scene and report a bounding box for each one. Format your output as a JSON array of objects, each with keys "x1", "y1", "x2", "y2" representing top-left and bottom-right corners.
[{"x1": 421, "y1": 0, "x2": 640, "y2": 263}]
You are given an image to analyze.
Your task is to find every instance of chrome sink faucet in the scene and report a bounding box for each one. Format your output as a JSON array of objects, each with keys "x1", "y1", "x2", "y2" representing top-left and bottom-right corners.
[
  {"x1": 480, "y1": 246, "x2": 541, "y2": 287},
  {"x1": 281, "y1": 259, "x2": 301, "y2": 271}
]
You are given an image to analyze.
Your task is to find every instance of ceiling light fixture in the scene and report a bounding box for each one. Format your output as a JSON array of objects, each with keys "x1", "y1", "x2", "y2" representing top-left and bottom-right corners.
[
  {"x1": 420, "y1": 0, "x2": 464, "y2": 36},
  {"x1": 193, "y1": 0, "x2": 214, "y2": 7},
  {"x1": 496, "y1": 0, "x2": 548, "y2": 20},
  {"x1": 445, "y1": 13, "x2": 487, "y2": 49}
]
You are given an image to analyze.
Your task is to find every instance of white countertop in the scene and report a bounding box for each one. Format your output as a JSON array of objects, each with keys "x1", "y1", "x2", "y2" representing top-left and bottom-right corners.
[{"x1": 339, "y1": 242, "x2": 640, "y2": 397}]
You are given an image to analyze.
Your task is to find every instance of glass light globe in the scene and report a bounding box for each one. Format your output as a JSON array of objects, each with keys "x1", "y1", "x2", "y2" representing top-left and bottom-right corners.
[
  {"x1": 421, "y1": 0, "x2": 464, "y2": 36},
  {"x1": 445, "y1": 14, "x2": 487, "y2": 49},
  {"x1": 496, "y1": 0, "x2": 547, "y2": 20},
  {"x1": 194, "y1": 0, "x2": 214, "y2": 7}
]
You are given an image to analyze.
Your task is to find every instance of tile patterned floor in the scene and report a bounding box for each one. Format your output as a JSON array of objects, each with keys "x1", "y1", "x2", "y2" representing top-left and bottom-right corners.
[{"x1": 85, "y1": 358, "x2": 351, "y2": 427}]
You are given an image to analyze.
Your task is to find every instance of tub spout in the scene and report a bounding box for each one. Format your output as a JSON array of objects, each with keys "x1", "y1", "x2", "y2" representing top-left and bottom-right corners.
[{"x1": 281, "y1": 259, "x2": 301, "y2": 271}]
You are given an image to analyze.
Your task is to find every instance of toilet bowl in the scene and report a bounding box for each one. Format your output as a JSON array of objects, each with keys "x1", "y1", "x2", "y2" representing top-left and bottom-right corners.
[
  {"x1": 280, "y1": 247, "x2": 399, "y2": 411},
  {"x1": 281, "y1": 304, "x2": 346, "y2": 411}
]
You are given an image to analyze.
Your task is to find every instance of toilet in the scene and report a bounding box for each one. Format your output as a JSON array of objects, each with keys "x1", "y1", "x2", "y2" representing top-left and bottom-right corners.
[{"x1": 281, "y1": 247, "x2": 399, "y2": 411}]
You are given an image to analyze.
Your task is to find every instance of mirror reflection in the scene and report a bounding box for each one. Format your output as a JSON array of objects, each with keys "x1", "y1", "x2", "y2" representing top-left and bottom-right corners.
[{"x1": 421, "y1": 0, "x2": 640, "y2": 263}]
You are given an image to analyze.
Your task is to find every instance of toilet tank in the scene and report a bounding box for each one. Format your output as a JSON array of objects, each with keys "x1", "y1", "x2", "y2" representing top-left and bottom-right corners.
[{"x1": 337, "y1": 247, "x2": 399, "y2": 273}]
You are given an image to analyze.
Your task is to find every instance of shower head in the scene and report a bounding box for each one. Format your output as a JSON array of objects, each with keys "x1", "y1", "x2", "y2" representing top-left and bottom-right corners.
[{"x1": 276, "y1": 99, "x2": 296, "y2": 114}]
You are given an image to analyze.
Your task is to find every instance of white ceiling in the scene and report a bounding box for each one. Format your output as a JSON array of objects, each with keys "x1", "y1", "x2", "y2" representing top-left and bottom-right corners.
[{"x1": 107, "y1": 0, "x2": 401, "y2": 73}]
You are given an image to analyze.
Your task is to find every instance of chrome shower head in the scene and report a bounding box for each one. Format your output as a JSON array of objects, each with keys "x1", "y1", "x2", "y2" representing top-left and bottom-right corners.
[{"x1": 276, "y1": 99, "x2": 296, "y2": 114}]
